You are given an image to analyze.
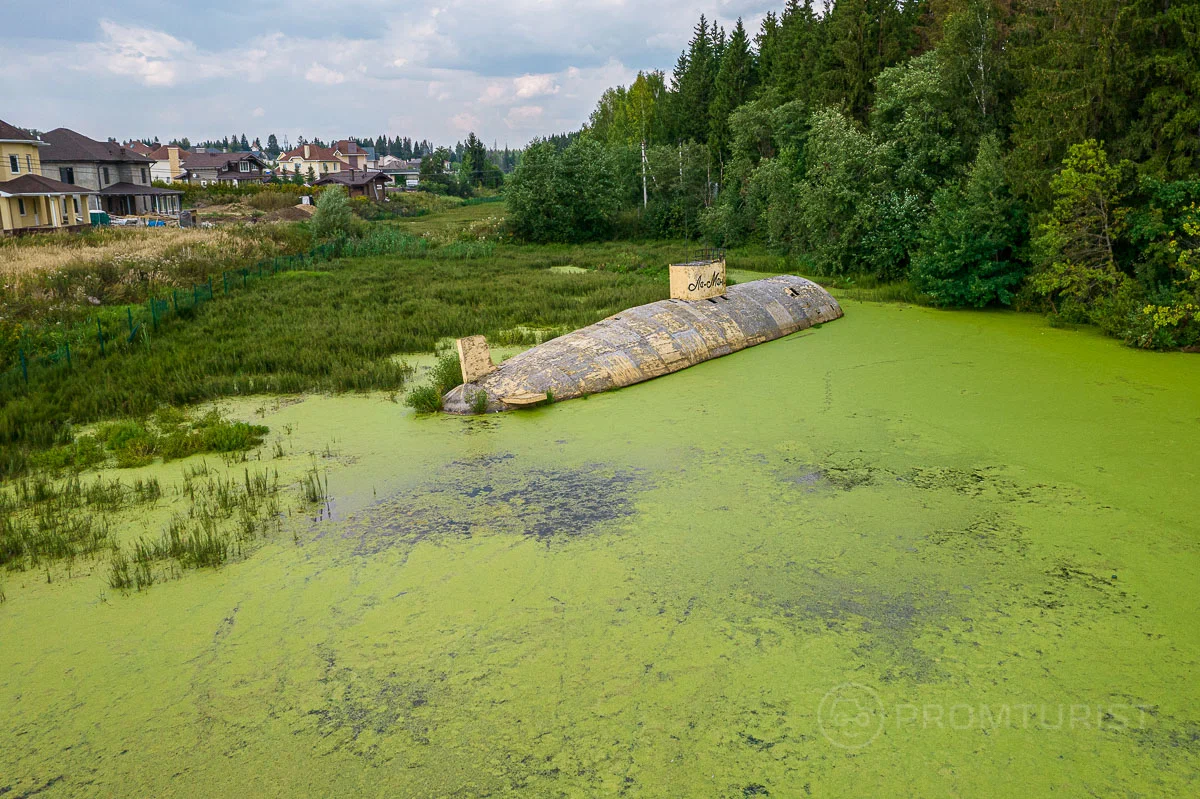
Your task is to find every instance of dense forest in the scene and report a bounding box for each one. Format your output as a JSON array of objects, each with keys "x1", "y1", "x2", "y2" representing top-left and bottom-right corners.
[{"x1": 507, "y1": 0, "x2": 1200, "y2": 349}]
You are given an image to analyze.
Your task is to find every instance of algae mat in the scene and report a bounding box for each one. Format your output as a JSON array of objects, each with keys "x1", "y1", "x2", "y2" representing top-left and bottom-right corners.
[{"x1": 2, "y1": 301, "x2": 1198, "y2": 797}]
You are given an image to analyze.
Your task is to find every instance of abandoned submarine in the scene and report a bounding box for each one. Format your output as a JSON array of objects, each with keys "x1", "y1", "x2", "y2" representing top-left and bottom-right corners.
[{"x1": 442, "y1": 272, "x2": 843, "y2": 414}]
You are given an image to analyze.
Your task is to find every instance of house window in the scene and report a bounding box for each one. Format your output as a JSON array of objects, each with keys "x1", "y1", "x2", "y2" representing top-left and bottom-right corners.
[
  {"x1": 141, "y1": 167, "x2": 148, "y2": 183},
  {"x1": 102, "y1": 167, "x2": 111, "y2": 184},
  {"x1": 239, "y1": 160, "x2": 250, "y2": 173},
  {"x1": 17, "y1": 199, "x2": 25, "y2": 215},
  {"x1": 73, "y1": 197, "x2": 80, "y2": 215},
  {"x1": 59, "y1": 167, "x2": 74, "y2": 184},
  {"x1": 9, "y1": 155, "x2": 19, "y2": 175},
  {"x1": 62, "y1": 198, "x2": 68, "y2": 218},
  {"x1": 25, "y1": 155, "x2": 32, "y2": 172}
]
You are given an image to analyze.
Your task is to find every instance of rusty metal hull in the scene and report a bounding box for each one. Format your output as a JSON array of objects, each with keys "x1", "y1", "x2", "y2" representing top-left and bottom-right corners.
[{"x1": 442, "y1": 275, "x2": 843, "y2": 413}]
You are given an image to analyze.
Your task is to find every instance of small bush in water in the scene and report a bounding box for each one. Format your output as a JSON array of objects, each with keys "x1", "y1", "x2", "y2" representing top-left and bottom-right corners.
[
  {"x1": 429, "y1": 351, "x2": 463, "y2": 396},
  {"x1": 405, "y1": 385, "x2": 443, "y2": 413}
]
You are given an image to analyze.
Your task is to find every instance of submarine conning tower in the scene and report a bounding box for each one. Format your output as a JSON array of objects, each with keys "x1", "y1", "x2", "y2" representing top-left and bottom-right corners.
[{"x1": 441, "y1": 271, "x2": 843, "y2": 414}]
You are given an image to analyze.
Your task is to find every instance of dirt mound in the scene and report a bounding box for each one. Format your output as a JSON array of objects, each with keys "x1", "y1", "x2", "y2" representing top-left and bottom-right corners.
[{"x1": 263, "y1": 205, "x2": 315, "y2": 222}]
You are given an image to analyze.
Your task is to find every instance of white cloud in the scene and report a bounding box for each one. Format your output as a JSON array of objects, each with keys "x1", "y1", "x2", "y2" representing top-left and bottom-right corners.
[
  {"x1": 451, "y1": 112, "x2": 481, "y2": 132},
  {"x1": 505, "y1": 105, "x2": 544, "y2": 129},
  {"x1": 82, "y1": 20, "x2": 195, "y2": 87},
  {"x1": 1, "y1": 2, "x2": 769, "y2": 144},
  {"x1": 305, "y1": 63, "x2": 346, "y2": 85},
  {"x1": 513, "y1": 74, "x2": 559, "y2": 99}
]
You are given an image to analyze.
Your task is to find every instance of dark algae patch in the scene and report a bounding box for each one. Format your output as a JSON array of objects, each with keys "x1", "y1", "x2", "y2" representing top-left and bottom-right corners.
[{"x1": 344, "y1": 452, "x2": 646, "y2": 555}]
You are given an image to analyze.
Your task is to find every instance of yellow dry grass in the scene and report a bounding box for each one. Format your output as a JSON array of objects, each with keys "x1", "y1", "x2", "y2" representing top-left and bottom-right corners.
[{"x1": 0, "y1": 228, "x2": 271, "y2": 289}]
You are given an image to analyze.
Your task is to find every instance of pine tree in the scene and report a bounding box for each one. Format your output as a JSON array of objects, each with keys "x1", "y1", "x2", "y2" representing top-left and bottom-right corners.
[
  {"x1": 819, "y1": 0, "x2": 916, "y2": 123},
  {"x1": 670, "y1": 16, "x2": 718, "y2": 143},
  {"x1": 709, "y1": 18, "x2": 757, "y2": 165},
  {"x1": 1007, "y1": 0, "x2": 1130, "y2": 204},
  {"x1": 267, "y1": 134, "x2": 279, "y2": 157},
  {"x1": 912, "y1": 134, "x2": 1027, "y2": 306},
  {"x1": 770, "y1": 0, "x2": 820, "y2": 105},
  {"x1": 1124, "y1": 0, "x2": 1200, "y2": 177}
]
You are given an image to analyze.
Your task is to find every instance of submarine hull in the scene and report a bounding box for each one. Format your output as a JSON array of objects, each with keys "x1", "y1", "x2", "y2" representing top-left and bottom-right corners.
[{"x1": 442, "y1": 275, "x2": 842, "y2": 413}]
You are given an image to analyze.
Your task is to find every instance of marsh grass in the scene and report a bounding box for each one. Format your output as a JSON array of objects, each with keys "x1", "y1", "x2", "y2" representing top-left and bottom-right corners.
[
  {"x1": 0, "y1": 471, "x2": 164, "y2": 571},
  {"x1": 299, "y1": 465, "x2": 328, "y2": 504},
  {"x1": 30, "y1": 410, "x2": 268, "y2": 474},
  {"x1": 108, "y1": 465, "x2": 287, "y2": 591}
]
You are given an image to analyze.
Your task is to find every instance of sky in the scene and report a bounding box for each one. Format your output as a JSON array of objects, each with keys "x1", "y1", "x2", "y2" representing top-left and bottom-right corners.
[{"x1": 0, "y1": 1, "x2": 775, "y2": 149}]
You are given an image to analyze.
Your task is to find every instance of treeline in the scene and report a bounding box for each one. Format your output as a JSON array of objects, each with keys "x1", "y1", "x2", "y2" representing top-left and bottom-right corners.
[{"x1": 508, "y1": 0, "x2": 1200, "y2": 349}]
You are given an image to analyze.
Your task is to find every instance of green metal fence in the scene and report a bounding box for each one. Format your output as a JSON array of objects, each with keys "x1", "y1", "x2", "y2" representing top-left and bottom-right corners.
[{"x1": 3, "y1": 240, "x2": 346, "y2": 391}]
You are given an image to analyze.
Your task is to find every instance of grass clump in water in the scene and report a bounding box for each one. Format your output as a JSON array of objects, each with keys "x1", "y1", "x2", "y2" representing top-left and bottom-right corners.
[
  {"x1": 36, "y1": 410, "x2": 270, "y2": 472},
  {"x1": 405, "y1": 351, "x2": 463, "y2": 414}
]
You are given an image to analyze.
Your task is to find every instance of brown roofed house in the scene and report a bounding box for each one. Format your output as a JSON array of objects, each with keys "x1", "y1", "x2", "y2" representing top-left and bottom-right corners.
[
  {"x1": 0, "y1": 119, "x2": 96, "y2": 235},
  {"x1": 313, "y1": 168, "x2": 390, "y2": 201},
  {"x1": 277, "y1": 139, "x2": 369, "y2": 181},
  {"x1": 177, "y1": 151, "x2": 269, "y2": 185},
  {"x1": 39, "y1": 128, "x2": 181, "y2": 216}
]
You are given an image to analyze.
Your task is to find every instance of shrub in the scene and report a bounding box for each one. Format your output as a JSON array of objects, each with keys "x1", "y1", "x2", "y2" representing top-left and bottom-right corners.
[
  {"x1": 428, "y1": 351, "x2": 463, "y2": 395},
  {"x1": 404, "y1": 385, "x2": 443, "y2": 414},
  {"x1": 310, "y1": 186, "x2": 362, "y2": 241}
]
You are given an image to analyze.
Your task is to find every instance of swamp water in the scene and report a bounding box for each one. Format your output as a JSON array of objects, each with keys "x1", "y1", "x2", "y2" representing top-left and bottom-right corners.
[{"x1": 2, "y1": 300, "x2": 1198, "y2": 797}]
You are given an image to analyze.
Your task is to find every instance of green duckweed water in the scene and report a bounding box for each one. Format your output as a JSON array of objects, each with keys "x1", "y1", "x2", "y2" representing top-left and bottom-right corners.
[{"x1": 2, "y1": 299, "x2": 1198, "y2": 797}]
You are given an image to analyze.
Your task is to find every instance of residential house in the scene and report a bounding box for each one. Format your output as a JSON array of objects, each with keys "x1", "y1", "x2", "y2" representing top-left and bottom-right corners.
[
  {"x1": 0, "y1": 119, "x2": 95, "y2": 235},
  {"x1": 313, "y1": 169, "x2": 390, "y2": 201},
  {"x1": 277, "y1": 140, "x2": 369, "y2": 180},
  {"x1": 146, "y1": 144, "x2": 188, "y2": 183},
  {"x1": 177, "y1": 151, "x2": 268, "y2": 185},
  {"x1": 40, "y1": 128, "x2": 182, "y2": 216},
  {"x1": 378, "y1": 155, "x2": 422, "y2": 189}
]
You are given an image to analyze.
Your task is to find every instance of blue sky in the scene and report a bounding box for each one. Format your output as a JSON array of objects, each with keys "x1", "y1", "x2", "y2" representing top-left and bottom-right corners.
[{"x1": 0, "y1": 1, "x2": 774, "y2": 148}]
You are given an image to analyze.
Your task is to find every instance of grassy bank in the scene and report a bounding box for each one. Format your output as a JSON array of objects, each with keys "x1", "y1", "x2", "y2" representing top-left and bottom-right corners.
[
  {"x1": 0, "y1": 224, "x2": 312, "y2": 353},
  {"x1": 0, "y1": 236, "x2": 671, "y2": 476}
]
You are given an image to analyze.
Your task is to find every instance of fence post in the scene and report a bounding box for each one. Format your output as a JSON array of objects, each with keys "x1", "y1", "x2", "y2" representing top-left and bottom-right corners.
[
  {"x1": 242, "y1": 270, "x2": 247, "y2": 289},
  {"x1": 19, "y1": 347, "x2": 27, "y2": 384},
  {"x1": 127, "y1": 307, "x2": 135, "y2": 338},
  {"x1": 208, "y1": 277, "x2": 214, "y2": 300},
  {"x1": 193, "y1": 285, "x2": 199, "y2": 306},
  {"x1": 149, "y1": 298, "x2": 157, "y2": 330},
  {"x1": 172, "y1": 289, "x2": 178, "y2": 313},
  {"x1": 65, "y1": 341, "x2": 71, "y2": 369},
  {"x1": 97, "y1": 318, "x2": 105, "y2": 356},
  {"x1": 223, "y1": 272, "x2": 229, "y2": 294}
]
